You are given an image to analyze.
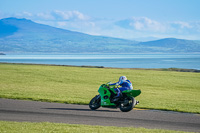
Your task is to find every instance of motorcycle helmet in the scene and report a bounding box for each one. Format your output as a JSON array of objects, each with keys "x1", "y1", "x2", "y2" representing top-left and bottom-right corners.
[{"x1": 119, "y1": 76, "x2": 127, "y2": 83}]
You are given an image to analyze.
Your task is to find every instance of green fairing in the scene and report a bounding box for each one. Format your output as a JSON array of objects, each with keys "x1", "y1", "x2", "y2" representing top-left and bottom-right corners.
[
  {"x1": 122, "y1": 89, "x2": 141, "y2": 97},
  {"x1": 98, "y1": 84, "x2": 116, "y2": 106}
]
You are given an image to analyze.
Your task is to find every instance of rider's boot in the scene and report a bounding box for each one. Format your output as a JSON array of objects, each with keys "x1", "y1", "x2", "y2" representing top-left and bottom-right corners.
[{"x1": 112, "y1": 92, "x2": 122, "y2": 102}]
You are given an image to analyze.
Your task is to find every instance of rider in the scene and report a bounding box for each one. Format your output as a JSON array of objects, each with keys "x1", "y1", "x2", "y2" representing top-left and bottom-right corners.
[{"x1": 108, "y1": 76, "x2": 133, "y2": 101}]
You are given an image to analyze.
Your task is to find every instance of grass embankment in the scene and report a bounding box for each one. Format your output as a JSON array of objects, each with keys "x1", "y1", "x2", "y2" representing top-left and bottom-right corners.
[
  {"x1": 0, "y1": 121, "x2": 189, "y2": 133},
  {"x1": 0, "y1": 63, "x2": 200, "y2": 113}
]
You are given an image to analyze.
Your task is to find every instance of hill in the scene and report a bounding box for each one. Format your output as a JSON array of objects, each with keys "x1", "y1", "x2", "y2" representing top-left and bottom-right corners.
[
  {"x1": 0, "y1": 17, "x2": 200, "y2": 53},
  {"x1": 137, "y1": 38, "x2": 200, "y2": 53},
  {"x1": 0, "y1": 17, "x2": 137, "y2": 53}
]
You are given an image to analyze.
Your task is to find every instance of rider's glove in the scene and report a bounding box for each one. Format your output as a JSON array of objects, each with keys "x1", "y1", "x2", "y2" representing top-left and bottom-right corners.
[{"x1": 106, "y1": 83, "x2": 110, "y2": 87}]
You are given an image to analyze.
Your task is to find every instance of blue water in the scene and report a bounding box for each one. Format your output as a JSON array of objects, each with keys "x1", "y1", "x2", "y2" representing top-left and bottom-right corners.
[{"x1": 0, "y1": 54, "x2": 200, "y2": 70}]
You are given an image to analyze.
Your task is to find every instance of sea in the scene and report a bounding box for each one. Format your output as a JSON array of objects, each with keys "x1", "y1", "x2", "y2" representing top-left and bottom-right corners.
[{"x1": 0, "y1": 54, "x2": 200, "y2": 70}]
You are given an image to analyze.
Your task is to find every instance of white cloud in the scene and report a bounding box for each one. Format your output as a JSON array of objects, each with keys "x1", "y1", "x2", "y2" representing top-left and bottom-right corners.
[
  {"x1": 10, "y1": 10, "x2": 90, "y2": 22},
  {"x1": 14, "y1": 11, "x2": 33, "y2": 19},
  {"x1": 37, "y1": 12, "x2": 55, "y2": 20},
  {"x1": 50, "y1": 10, "x2": 89, "y2": 21},
  {"x1": 117, "y1": 17, "x2": 166, "y2": 32},
  {"x1": 173, "y1": 21, "x2": 192, "y2": 29},
  {"x1": 131, "y1": 21, "x2": 144, "y2": 30},
  {"x1": 114, "y1": 17, "x2": 200, "y2": 40}
]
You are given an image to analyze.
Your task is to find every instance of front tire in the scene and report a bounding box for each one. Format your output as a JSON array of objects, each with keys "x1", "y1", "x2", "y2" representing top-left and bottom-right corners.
[
  {"x1": 119, "y1": 97, "x2": 135, "y2": 112},
  {"x1": 89, "y1": 95, "x2": 101, "y2": 110}
]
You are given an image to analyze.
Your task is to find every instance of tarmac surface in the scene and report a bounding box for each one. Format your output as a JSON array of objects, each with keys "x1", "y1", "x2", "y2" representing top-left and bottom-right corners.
[{"x1": 0, "y1": 98, "x2": 199, "y2": 132}]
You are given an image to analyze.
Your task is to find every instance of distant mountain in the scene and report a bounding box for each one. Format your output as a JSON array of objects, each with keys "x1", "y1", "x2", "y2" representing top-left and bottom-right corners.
[
  {"x1": 0, "y1": 53, "x2": 5, "y2": 55},
  {"x1": 137, "y1": 38, "x2": 200, "y2": 53},
  {"x1": 0, "y1": 17, "x2": 200, "y2": 53},
  {"x1": 0, "y1": 17, "x2": 138, "y2": 53}
]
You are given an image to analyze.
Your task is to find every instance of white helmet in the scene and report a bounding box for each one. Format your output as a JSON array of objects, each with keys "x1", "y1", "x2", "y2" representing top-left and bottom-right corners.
[{"x1": 119, "y1": 76, "x2": 127, "y2": 83}]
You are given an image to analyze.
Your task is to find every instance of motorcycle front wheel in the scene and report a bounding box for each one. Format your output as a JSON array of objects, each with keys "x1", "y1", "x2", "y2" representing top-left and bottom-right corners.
[
  {"x1": 89, "y1": 95, "x2": 101, "y2": 110},
  {"x1": 119, "y1": 97, "x2": 135, "y2": 112}
]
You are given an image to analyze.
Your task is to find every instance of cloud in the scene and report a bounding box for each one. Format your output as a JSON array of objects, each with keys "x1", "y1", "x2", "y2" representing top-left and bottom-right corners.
[
  {"x1": 116, "y1": 17, "x2": 198, "y2": 34},
  {"x1": 48, "y1": 10, "x2": 90, "y2": 21},
  {"x1": 116, "y1": 17, "x2": 166, "y2": 32},
  {"x1": 172, "y1": 21, "x2": 192, "y2": 29},
  {"x1": 170, "y1": 21, "x2": 193, "y2": 34},
  {"x1": 114, "y1": 17, "x2": 200, "y2": 40},
  {"x1": 10, "y1": 10, "x2": 90, "y2": 21},
  {"x1": 37, "y1": 12, "x2": 55, "y2": 20},
  {"x1": 14, "y1": 11, "x2": 33, "y2": 18}
]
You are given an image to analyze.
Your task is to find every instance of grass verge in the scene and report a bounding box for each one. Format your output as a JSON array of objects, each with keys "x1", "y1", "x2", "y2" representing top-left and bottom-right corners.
[
  {"x1": 0, "y1": 121, "x2": 190, "y2": 133},
  {"x1": 0, "y1": 63, "x2": 200, "y2": 113}
]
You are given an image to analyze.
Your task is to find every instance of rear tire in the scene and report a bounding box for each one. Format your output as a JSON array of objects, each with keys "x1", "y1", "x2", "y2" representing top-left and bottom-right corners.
[
  {"x1": 119, "y1": 97, "x2": 135, "y2": 112},
  {"x1": 89, "y1": 95, "x2": 101, "y2": 110}
]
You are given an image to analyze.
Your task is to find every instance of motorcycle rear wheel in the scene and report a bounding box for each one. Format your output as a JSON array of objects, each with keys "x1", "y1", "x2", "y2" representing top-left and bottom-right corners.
[
  {"x1": 119, "y1": 97, "x2": 135, "y2": 112},
  {"x1": 89, "y1": 95, "x2": 101, "y2": 110}
]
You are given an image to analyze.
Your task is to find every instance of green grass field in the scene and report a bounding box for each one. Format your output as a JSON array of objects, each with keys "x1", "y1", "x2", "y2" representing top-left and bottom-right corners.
[
  {"x1": 0, "y1": 121, "x2": 189, "y2": 133},
  {"x1": 0, "y1": 63, "x2": 200, "y2": 113}
]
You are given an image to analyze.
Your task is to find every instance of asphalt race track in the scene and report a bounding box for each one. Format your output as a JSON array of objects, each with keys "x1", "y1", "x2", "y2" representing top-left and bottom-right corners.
[{"x1": 0, "y1": 98, "x2": 199, "y2": 132}]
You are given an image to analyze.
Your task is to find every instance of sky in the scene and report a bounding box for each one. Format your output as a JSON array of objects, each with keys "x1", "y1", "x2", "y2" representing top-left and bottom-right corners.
[{"x1": 0, "y1": 0, "x2": 200, "y2": 41}]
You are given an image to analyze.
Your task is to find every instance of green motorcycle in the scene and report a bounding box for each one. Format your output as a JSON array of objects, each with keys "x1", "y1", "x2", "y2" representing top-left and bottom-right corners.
[{"x1": 89, "y1": 83, "x2": 141, "y2": 112}]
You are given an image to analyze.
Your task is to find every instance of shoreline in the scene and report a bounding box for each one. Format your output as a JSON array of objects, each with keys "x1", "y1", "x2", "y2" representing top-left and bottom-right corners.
[{"x1": 1, "y1": 62, "x2": 200, "y2": 73}]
